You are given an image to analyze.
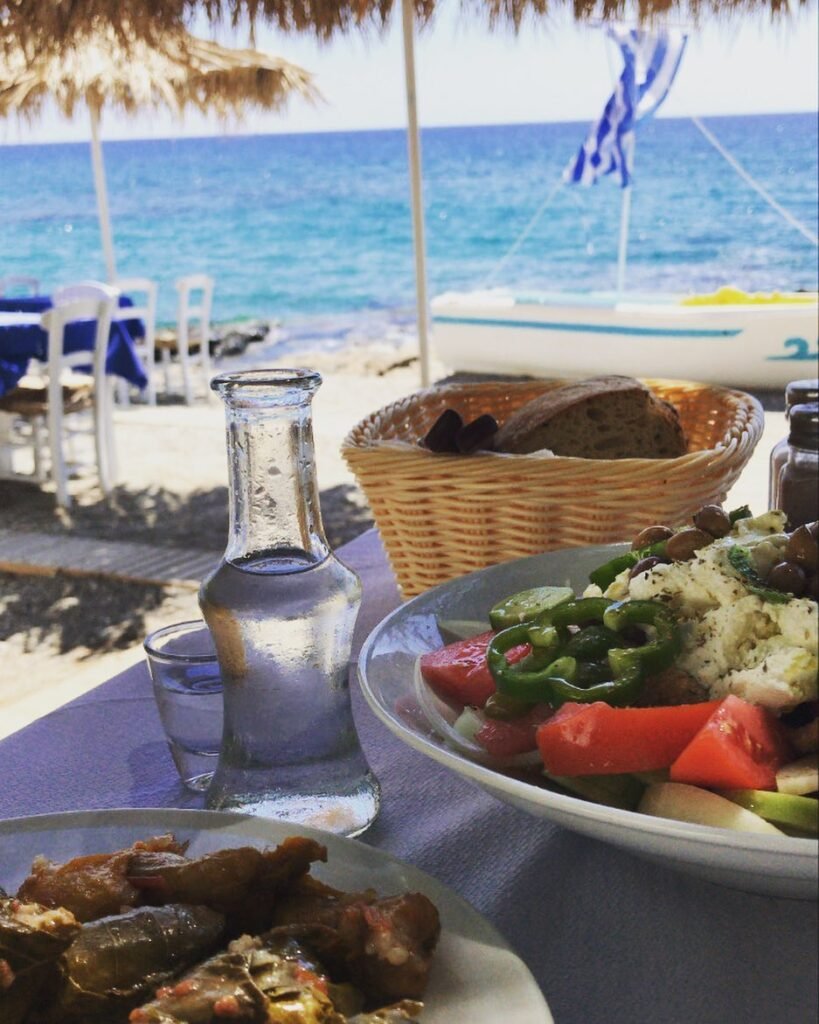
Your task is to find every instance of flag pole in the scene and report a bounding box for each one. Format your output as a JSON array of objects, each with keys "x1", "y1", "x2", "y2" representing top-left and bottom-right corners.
[
  {"x1": 616, "y1": 185, "x2": 632, "y2": 296},
  {"x1": 401, "y1": 0, "x2": 432, "y2": 387}
]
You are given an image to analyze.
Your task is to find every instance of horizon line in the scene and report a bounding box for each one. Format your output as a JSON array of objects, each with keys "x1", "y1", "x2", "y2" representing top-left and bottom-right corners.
[{"x1": 2, "y1": 108, "x2": 816, "y2": 148}]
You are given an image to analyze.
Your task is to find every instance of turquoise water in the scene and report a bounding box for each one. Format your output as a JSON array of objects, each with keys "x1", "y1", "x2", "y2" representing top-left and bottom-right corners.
[{"x1": 1, "y1": 114, "x2": 816, "y2": 334}]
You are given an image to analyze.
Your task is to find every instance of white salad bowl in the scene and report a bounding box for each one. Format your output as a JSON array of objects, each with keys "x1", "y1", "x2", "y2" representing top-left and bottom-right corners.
[{"x1": 357, "y1": 543, "x2": 819, "y2": 901}]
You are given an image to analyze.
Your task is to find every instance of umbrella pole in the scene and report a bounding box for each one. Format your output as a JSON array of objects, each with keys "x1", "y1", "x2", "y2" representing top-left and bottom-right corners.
[
  {"x1": 401, "y1": 0, "x2": 431, "y2": 387},
  {"x1": 89, "y1": 107, "x2": 117, "y2": 283}
]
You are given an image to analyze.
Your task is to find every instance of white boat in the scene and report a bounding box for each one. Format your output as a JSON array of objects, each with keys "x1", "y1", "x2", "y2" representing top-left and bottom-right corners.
[
  {"x1": 431, "y1": 287, "x2": 819, "y2": 389},
  {"x1": 430, "y1": 28, "x2": 818, "y2": 391}
]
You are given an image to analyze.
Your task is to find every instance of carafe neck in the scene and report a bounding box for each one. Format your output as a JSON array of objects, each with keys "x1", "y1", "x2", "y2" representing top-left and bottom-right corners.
[{"x1": 213, "y1": 369, "x2": 329, "y2": 567}]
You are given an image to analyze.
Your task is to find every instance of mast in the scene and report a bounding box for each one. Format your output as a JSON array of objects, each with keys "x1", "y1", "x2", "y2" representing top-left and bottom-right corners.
[{"x1": 616, "y1": 186, "x2": 632, "y2": 295}]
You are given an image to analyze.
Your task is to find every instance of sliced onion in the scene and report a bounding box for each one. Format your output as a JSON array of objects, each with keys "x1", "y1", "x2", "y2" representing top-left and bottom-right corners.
[
  {"x1": 413, "y1": 658, "x2": 487, "y2": 758},
  {"x1": 413, "y1": 658, "x2": 544, "y2": 770},
  {"x1": 453, "y1": 706, "x2": 485, "y2": 744}
]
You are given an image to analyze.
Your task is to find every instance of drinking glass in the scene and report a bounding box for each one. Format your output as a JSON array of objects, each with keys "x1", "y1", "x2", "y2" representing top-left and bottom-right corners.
[{"x1": 144, "y1": 620, "x2": 223, "y2": 792}]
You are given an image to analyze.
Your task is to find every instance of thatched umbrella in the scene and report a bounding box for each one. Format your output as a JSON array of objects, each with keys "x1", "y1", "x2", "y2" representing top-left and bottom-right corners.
[
  {"x1": 0, "y1": 23, "x2": 317, "y2": 280},
  {"x1": 0, "y1": 2, "x2": 801, "y2": 52}
]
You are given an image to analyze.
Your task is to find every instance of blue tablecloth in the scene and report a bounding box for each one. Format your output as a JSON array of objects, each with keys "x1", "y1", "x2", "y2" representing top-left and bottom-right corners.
[
  {"x1": 0, "y1": 294, "x2": 148, "y2": 398},
  {"x1": 0, "y1": 530, "x2": 816, "y2": 1024}
]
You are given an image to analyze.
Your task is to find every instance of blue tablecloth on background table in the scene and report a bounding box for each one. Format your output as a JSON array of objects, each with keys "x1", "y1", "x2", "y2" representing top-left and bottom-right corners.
[
  {"x1": 0, "y1": 529, "x2": 816, "y2": 1024},
  {"x1": 0, "y1": 294, "x2": 148, "y2": 397}
]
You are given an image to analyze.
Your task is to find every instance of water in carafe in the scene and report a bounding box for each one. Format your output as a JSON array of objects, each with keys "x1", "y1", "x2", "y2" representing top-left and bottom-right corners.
[{"x1": 200, "y1": 369, "x2": 379, "y2": 837}]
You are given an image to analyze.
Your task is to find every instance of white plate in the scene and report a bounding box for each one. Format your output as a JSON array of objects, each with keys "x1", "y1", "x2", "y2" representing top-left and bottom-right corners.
[
  {"x1": 0, "y1": 807, "x2": 552, "y2": 1023},
  {"x1": 358, "y1": 544, "x2": 819, "y2": 901}
]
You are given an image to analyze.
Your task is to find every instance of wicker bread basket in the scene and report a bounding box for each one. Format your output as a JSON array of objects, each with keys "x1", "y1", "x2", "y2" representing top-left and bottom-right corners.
[{"x1": 342, "y1": 378, "x2": 764, "y2": 598}]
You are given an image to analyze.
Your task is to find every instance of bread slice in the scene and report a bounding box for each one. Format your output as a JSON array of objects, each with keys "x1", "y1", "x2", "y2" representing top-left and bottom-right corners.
[{"x1": 493, "y1": 375, "x2": 687, "y2": 459}]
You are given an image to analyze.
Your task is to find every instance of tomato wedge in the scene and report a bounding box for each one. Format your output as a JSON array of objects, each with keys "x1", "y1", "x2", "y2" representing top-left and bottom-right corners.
[
  {"x1": 670, "y1": 695, "x2": 793, "y2": 791},
  {"x1": 419, "y1": 631, "x2": 530, "y2": 709},
  {"x1": 535, "y1": 699, "x2": 723, "y2": 776},
  {"x1": 474, "y1": 705, "x2": 553, "y2": 758}
]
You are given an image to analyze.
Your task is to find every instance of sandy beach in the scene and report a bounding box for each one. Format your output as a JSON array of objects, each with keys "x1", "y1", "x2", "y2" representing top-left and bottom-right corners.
[
  {"x1": 0, "y1": 332, "x2": 784, "y2": 737},
  {"x1": 0, "y1": 334, "x2": 449, "y2": 734}
]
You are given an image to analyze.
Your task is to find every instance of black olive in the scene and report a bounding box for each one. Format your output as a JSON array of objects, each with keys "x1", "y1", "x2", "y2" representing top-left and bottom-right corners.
[
  {"x1": 785, "y1": 525, "x2": 819, "y2": 572},
  {"x1": 780, "y1": 701, "x2": 819, "y2": 728},
  {"x1": 665, "y1": 528, "x2": 713, "y2": 561},
  {"x1": 693, "y1": 504, "x2": 732, "y2": 538},
  {"x1": 631, "y1": 525, "x2": 674, "y2": 550},
  {"x1": 767, "y1": 561, "x2": 807, "y2": 597},
  {"x1": 629, "y1": 556, "x2": 664, "y2": 579}
]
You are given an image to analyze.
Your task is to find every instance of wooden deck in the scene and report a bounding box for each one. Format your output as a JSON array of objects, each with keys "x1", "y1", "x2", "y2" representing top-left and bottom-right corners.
[{"x1": 0, "y1": 530, "x2": 217, "y2": 589}]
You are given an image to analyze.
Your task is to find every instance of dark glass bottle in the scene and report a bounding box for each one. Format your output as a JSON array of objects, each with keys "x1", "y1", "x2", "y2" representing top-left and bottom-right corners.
[
  {"x1": 769, "y1": 379, "x2": 819, "y2": 508},
  {"x1": 770, "y1": 403, "x2": 819, "y2": 529},
  {"x1": 199, "y1": 369, "x2": 380, "y2": 836}
]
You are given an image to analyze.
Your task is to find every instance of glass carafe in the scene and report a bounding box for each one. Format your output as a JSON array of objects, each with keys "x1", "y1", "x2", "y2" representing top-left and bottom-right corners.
[{"x1": 199, "y1": 369, "x2": 379, "y2": 837}]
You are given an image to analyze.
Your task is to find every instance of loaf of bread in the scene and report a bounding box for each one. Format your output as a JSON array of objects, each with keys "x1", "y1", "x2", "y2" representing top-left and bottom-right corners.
[{"x1": 493, "y1": 375, "x2": 687, "y2": 459}]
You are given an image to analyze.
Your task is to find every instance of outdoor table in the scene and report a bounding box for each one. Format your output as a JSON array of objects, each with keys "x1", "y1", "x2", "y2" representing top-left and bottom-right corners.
[
  {"x1": 0, "y1": 294, "x2": 148, "y2": 397},
  {"x1": 0, "y1": 528, "x2": 815, "y2": 1024}
]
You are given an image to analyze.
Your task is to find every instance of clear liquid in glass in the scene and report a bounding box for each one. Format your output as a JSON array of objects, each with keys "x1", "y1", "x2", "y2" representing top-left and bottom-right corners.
[{"x1": 153, "y1": 668, "x2": 223, "y2": 792}]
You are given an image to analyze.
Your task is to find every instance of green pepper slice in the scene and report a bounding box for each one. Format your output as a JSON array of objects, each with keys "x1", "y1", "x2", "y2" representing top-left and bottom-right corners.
[
  {"x1": 728, "y1": 504, "x2": 753, "y2": 524},
  {"x1": 487, "y1": 597, "x2": 681, "y2": 710},
  {"x1": 562, "y1": 624, "x2": 623, "y2": 661},
  {"x1": 489, "y1": 585, "x2": 574, "y2": 629},
  {"x1": 727, "y1": 545, "x2": 792, "y2": 603},
  {"x1": 588, "y1": 540, "x2": 668, "y2": 591},
  {"x1": 527, "y1": 597, "x2": 614, "y2": 651},
  {"x1": 588, "y1": 552, "x2": 641, "y2": 591},
  {"x1": 602, "y1": 599, "x2": 682, "y2": 678}
]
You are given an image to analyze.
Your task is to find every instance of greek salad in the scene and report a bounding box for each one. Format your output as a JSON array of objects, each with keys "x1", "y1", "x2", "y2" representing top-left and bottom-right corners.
[{"x1": 416, "y1": 506, "x2": 819, "y2": 838}]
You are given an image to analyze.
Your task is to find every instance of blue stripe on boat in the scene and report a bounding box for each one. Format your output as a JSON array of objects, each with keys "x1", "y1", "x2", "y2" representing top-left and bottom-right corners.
[{"x1": 431, "y1": 315, "x2": 743, "y2": 338}]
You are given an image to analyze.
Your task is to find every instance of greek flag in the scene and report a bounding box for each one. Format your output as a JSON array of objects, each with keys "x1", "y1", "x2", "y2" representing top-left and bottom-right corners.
[{"x1": 565, "y1": 27, "x2": 687, "y2": 189}]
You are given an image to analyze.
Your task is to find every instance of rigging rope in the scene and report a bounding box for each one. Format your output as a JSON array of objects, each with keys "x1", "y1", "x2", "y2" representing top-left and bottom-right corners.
[
  {"x1": 691, "y1": 116, "x2": 819, "y2": 248},
  {"x1": 480, "y1": 177, "x2": 564, "y2": 288}
]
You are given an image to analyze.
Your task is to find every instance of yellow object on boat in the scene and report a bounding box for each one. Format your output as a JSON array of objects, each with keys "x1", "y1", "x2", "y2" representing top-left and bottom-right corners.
[{"x1": 680, "y1": 285, "x2": 818, "y2": 306}]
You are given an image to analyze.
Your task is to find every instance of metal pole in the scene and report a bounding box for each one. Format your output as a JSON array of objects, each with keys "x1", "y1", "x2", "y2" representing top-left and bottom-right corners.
[
  {"x1": 400, "y1": 0, "x2": 432, "y2": 387},
  {"x1": 616, "y1": 185, "x2": 632, "y2": 296},
  {"x1": 89, "y1": 106, "x2": 117, "y2": 282}
]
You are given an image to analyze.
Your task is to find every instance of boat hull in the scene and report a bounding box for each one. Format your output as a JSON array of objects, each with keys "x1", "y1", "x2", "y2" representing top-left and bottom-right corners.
[{"x1": 431, "y1": 292, "x2": 819, "y2": 389}]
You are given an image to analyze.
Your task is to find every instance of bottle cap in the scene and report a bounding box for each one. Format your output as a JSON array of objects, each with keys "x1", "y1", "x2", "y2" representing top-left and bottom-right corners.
[
  {"x1": 785, "y1": 379, "x2": 819, "y2": 413},
  {"x1": 788, "y1": 403, "x2": 819, "y2": 450}
]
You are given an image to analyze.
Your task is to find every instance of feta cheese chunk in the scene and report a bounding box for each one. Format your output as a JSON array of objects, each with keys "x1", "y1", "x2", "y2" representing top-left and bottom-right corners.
[{"x1": 593, "y1": 513, "x2": 819, "y2": 711}]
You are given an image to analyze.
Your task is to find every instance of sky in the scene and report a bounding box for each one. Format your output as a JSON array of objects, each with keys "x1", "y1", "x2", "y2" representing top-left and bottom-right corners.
[{"x1": 1, "y1": 5, "x2": 817, "y2": 144}]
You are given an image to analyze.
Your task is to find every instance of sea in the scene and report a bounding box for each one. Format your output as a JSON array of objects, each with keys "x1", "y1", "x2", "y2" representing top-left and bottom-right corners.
[{"x1": 1, "y1": 112, "x2": 817, "y2": 353}]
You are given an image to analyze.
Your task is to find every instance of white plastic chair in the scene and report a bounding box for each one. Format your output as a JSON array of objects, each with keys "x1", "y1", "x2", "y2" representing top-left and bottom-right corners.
[
  {"x1": 53, "y1": 281, "x2": 121, "y2": 482},
  {"x1": 113, "y1": 277, "x2": 158, "y2": 405},
  {"x1": 53, "y1": 280, "x2": 117, "y2": 306},
  {"x1": 0, "y1": 294, "x2": 117, "y2": 507},
  {"x1": 0, "y1": 274, "x2": 40, "y2": 296},
  {"x1": 47, "y1": 297, "x2": 118, "y2": 506},
  {"x1": 161, "y1": 274, "x2": 214, "y2": 405}
]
